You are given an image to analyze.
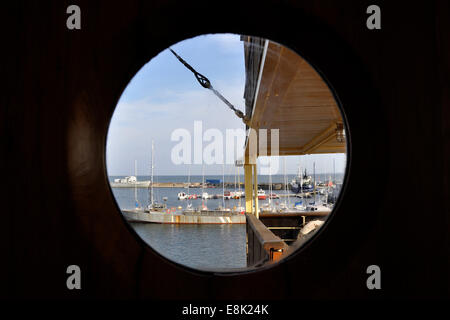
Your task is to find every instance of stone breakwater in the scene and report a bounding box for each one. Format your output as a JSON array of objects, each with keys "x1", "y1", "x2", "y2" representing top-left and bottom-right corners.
[
  {"x1": 110, "y1": 181, "x2": 187, "y2": 188},
  {"x1": 109, "y1": 181, "x2": 286, "y2": 190}
]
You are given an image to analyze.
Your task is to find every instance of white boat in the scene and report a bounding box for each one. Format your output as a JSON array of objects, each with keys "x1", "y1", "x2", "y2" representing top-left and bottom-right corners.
[
  {"x1": 232, "y1": 191, "x2": 244, "y2": 199},
  {"x1": 178, "y1": 192, "x2": 188, "y2": 200},
  {"x1": 179, "y1": 164, "x2": 192, "y2": 201},
  {"x1": 233, "y1": 206, "x2": 245, "y2": 214},
  {"x1": 300, "y1": 201, "x2": 332, "y2": 212},
  {"x1": 198, "y1": 164, "x2": 209, "y2": 210},
  {"x1": 182, "y1": 202, "x2": 196, "y2": 214},
  {"x1": 122, "y1": 140, "x2": 166, "y2": 214},
  {"x1": 214, "y1": 205, "x2": 231, "y2": 212},
  {"x1": 261, "y1": 159, "x2": 276, "y2": 212},
  {"x1": 261, "y1": 202, "x2": 277, "y2": 213},
  {"x1": 257, "y1": 189, "x2": 266, "y2": 200},
  {"x1": 122, "y1": 143, "x2": 245, "y2": 224},
  {"x1": 202, "y1": 192, "x2": 211, "y2": 199},
  {"x1": 223, "y1": 191, "x2": 232, "y2": 200},
  {"x1": 147, "y1": 140, "x2": 166, "y2": 212}
]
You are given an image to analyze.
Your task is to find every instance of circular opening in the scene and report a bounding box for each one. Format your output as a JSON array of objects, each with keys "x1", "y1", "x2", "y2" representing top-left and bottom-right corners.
[{"x1": 106, "y1": 33, "x2": 348, "y2": 272}]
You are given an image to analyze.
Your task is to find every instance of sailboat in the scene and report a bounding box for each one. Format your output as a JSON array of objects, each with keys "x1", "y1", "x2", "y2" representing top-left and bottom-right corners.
[
  {"x1": 177, "y1": 192, "x2": 188, "y2": 200},
  {"x1": 278, "y1": 158, "x2": 289, "y2": 212},
  {"x1": 122, "y1": 148, "x2": 245, "y2": 223},
  {"x1": 146, "y1": 140, "x2": 166, "y2": 212},
  {"x1": 233, "y1": 166, "x2": 245, "y2": 214},
  {"x1": 257, "y1": 189, "x2": 267, "y2": 200},
  {"x1": 133, "y1": 160, "x2": 141, "y2": 209},
  {"x1": 183, "y1": 165, "x2": 196, "y2": 213},
  {"x1": 299, "y1": 162, "x2": 331, "y2": 213},
  {"x1": 200, "y1": 164, "x2": 208, "y2": 211},
  {"x1": 290, "y1": 161, "x2": 314, "y2": 195},
  {"x1": 217, "y1": 163, "x2": 230, "y2": 211},
  {"x1": 202, "y1": 165, "x2": 211, "y2": 200},
  {"x1": 122, "y1": 141, "x2": 166, "y2": 214},
  {"x1": 261, "y1": 158, "x2": 277, "y2": 213}
]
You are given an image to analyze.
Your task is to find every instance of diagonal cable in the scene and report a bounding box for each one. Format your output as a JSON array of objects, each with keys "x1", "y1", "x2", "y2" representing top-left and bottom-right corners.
[{"x1": 169, "y1": 48, "x2": 249, "y2": 125}]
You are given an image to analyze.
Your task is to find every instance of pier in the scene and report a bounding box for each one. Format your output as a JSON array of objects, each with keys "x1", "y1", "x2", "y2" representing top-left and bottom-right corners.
[
  {"x1": 122, "y1": 210, "x2": 246, "y2": 224},
  {"x1": 110, "y1": 181, "x2": 289, "y2": 189},
  {"x1": 241, "y1": 36, "x2": 346, "y2": 267},
  {"x1": 110, "y1": 181, "x2": 186, "y2": 188},
  {"x1": 246, "y1": 211, "x2": 330, "y2": 265}
]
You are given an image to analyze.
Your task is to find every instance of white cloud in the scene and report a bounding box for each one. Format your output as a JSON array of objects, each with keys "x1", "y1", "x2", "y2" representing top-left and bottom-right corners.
[
  {"x1": 106, "y1": 83, "x2": 246, "y2": 175},
  {"x1": 209, "y1": 33, "x2": 243, "y2": 55}
]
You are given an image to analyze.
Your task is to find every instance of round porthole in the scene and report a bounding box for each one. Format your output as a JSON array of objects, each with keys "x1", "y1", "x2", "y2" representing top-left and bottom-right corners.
[{"x1": 106, "y1": 33, "x2": 348, "y2": 272}]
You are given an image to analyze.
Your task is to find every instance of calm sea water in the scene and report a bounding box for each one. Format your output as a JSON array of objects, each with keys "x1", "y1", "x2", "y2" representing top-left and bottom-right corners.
[
  {"x1": 130, "y1": 223, "x2": 247, "y2": 270},
  {"x1": 111, "y1": 184, "x2": 250, "y2": 270},
  {"x1": 110, "y1": 174, "x2": 343, "y2": 270}
]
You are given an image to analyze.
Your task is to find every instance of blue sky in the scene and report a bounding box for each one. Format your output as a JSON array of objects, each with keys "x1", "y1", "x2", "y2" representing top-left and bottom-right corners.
[{"x1": 106, "y1": 34, "x2": 347, "y2": 176}]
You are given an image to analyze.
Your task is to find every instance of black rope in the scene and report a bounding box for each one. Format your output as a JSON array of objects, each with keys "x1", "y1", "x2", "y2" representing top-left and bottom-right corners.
[{"x1": 169, "y1": 48, "x2": 250, "y2": 125}]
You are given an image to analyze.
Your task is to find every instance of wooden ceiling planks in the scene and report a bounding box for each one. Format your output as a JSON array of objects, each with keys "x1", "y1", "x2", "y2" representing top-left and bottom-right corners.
[{"x1": 247, "y1": 40, "x2": 346, "y2": 156}]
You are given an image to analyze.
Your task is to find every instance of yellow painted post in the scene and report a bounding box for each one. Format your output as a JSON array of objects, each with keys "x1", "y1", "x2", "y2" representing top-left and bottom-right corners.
[
  {"x1": 253, "y1": 164, "x2": 259, "y2": 219},
  {"x1": 244, "y1": 164, "x2": 253, "y2": 214}
]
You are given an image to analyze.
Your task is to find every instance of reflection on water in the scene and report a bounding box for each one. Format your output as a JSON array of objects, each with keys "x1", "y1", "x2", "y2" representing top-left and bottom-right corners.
[{"x1": 130, "y1": 223, "x2": 247, "y2": 270}]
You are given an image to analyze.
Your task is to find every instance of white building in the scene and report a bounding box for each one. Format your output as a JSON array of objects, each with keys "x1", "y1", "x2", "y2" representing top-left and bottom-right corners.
[{"x1": 118, "y1": 176, "x2": 137, "y2": 184}]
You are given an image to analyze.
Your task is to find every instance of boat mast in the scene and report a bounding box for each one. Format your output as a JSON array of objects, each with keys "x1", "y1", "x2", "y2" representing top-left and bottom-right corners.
[
  {"x1": 150, "y1": 140, "x2": 154, "y2": 207},
  {"x1": 328, "y1": 160, "x2": 333, "y2": 205},
  {"x1": 237, "y1": 166, "x2": 242, "y2": 207},
  {"x1": 201, "y1": 163, "x2": 204, "y2": 209},
  {"x1": 300, "y1": 162, "x2": 304, "y2": 208},
  {"x1": 234, "y1": 163, "x2": 237, "y2": 195},
  {"x1": 187, "y1": 164, "x2": 191, "y2": 207},
  {"x1": 234, "y1": 143, "x2": 241, "y2": 207},
  {"x1": 333, "y1": 158, "x2": 336, "y2": 185},
  {"x1": 313, "y1": 161, "x2": 316, "y2": 204},
  {"x1": 287, "y1": 158, "x2": 291, "y2": 208},
  {"x1": 134, "y1": 160, "x2": 138, "y2": 208},
  {"x1": 268, "y1": 159, "x2": 272, "y2": 206},
  {"x1": 222, "y1": 163, "x2": 225, "y2": 209},
  {"x1": 283, "y1": 157, "x2": 287, "y2": 207}
]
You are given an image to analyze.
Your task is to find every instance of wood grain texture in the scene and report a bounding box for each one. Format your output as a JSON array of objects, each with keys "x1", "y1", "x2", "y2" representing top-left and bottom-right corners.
[
  {"x1": 247, "y1": 40, "x2": 346, "y2": 155},
  {"x1": 0, "y1": 0, "x2": 448, "y2": 300}
]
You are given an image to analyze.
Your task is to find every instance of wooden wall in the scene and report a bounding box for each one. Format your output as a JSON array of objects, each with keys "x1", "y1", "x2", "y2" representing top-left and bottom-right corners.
[{"x1": 0, "y1": 0, "x2": 448, "y2": 301}]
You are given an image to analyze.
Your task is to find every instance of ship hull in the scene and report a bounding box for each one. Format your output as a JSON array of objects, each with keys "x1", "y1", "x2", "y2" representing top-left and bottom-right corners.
[
  {"x1": 122, "y1": 210, "x2": 246, "y2": 224},
  {"x1": 289, "y1": 184, "x2": 314, "y2": 194}
]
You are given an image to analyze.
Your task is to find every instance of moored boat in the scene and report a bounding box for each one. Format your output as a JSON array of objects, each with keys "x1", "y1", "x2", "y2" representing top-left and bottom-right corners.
[
  {"x1": 290, "y1": 168, "x2": 314, "y2": 194},
  {"x1": 178, "y1": 192, "x2": 188, "y2": 200},
  {"x1": 257, "y1": 189, "x2": 266, "y2": 200}
]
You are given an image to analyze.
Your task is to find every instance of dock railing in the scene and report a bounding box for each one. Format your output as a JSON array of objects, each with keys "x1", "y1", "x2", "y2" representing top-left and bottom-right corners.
[{"x1": 246, "y1": 213, "x2": 288, "y2": 266}]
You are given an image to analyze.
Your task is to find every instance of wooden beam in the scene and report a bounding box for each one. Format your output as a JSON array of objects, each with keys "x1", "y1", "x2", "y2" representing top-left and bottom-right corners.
[
  {"x1": 253, "y1": 164, "x2": 259, "y2": 219},
  {"x1": 299, "y1": 122, "x2": 341, "y2": 154},
  {"x1": 245, "y1": 39, "x2": 345, "y2": 156},
  {"x1": 244, "y1": 164, "x2": 253, "y2": 214}
]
